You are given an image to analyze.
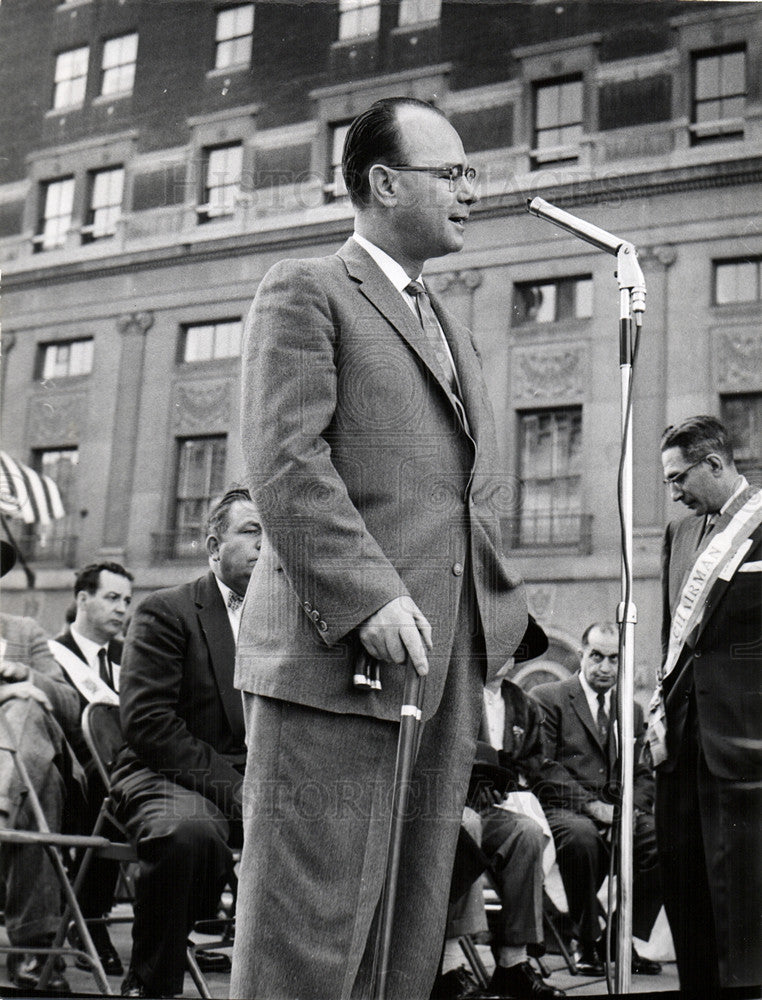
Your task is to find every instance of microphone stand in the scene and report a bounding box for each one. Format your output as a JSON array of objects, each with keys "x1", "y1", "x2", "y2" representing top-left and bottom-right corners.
[{"x1": 528, "y1": 198, "x2": 646, "y2": 995}]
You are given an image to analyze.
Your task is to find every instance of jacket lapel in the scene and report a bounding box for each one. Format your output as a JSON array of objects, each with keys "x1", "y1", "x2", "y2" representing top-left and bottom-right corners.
[
  {"x1": 428, "y1": 287, "x2": 482, "y2": 443},
  {"x1": 568, "y1": 676, "x2": 605, "y2": 752},
  {"x1": 195, "y1": 572, "x2": 244, "y2": 736},
  {"x1": 337, "y1": 240, "x2": 472, "y2": 432}
]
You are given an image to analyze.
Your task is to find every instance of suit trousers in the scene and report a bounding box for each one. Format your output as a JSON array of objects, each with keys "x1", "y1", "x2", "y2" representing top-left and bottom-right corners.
[
  {"x1": 0, "y1": 699, "x2": 66, "y2": 945},
  {"x1": 112, "y1": 767, "x2": 241, "y2": 994},
  {"x1": 231, "y1": 575, "x2": 485, "y2": 1000},
  {"x1": 656, "y1": 700, "x2": 762, "y2": 993},
  {"x1": 544, "y1": 806, "x2": 660, "y2": 946}
]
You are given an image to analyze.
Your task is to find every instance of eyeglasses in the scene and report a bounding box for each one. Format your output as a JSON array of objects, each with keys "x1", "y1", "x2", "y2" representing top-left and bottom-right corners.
[
  {"x1": 390, "y1": 164, "x2": 477, "y2": 191},
  {"x1": 662, "y1": 456, "x2": 707, "y2": 488},
  {"x1": 587, "y1": 649, "x2": 619, "y2": 665}
]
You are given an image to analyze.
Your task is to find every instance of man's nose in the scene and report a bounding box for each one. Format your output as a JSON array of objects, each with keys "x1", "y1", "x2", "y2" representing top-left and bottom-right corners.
[{"x1": 459, "y1": 176, "x2": 478, "y2": 205}]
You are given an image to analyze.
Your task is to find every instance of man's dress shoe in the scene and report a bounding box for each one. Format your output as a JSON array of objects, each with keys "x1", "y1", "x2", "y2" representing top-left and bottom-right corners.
[
  {"x1": 430, "y1": 965, "x2": 483, "y2": 999},
  {"x1": 121, "y1": 966, "x2": 175, "y2": 998},
  {"x1": 488, "y1": 961, "x2": 566, "y2": 999},
  {"x1": 572, "y1": 943, "x2": 605, "y2": 977},
  {"x1": 7, "y1": 952, "x2": 71, "y2": 993},
  {"x1": 70, "y1": 923, "x2": 124, "y2": 975},
  {"x1": 630, "y1": 949, "x2": 662, "y2": 976},
  {"x1": 192, "y1": 946, "x2": 232, "y2": 973}
]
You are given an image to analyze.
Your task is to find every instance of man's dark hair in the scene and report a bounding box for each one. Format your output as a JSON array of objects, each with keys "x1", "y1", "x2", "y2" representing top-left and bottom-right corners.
[
  {"x1": 660, "y1": 415, "x2": 734, "y2": 464},
  {"x1": 207, "y1": 486, "x2": 254, "y2": 539},
  {"x1": 581, "y1": 622, "x2": 618, "y2": 648},
  {"x1": 74, "y1": 561, "x2": 133, "y2": 597},
  {"x1": 342, "y1": 97, "x2": 448, "y2": 208}
]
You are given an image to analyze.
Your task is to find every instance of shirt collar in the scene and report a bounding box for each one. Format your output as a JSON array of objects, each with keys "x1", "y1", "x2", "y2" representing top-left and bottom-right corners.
[
  {"x1": 70, "y1": 624, "x2": 107, "y2": 671},
  {"x1": 578, "y1": 669, "x2": 611, "y2": 716},
  {"x1": 351, "y1": 233, "x2": 422, "y2": 295},
  {"x1": 719, "y1": 475, "x2": 749, "y2": 516}
]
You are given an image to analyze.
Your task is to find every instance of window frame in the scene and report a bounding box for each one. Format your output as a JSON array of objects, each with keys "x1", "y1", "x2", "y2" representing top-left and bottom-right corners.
[
  {"x1": 512, "y1": 274, "x2": 593, "y2": 326},
  {"x1": 36, "y1": 338, "x2": 94, "y2": 380},
  {"x1": 397, "y1": 0, "x2": 442, "y2": 27},
  {"x1": 337, "y1": 0, "x2": 381, "y2": 41},
  {"x1": 214, "y1": 3, "x2": 255, "y2": 70},
  {"x1": 34, "y1": 176, "x2": 75, "y2": 252},
  {"x1": 713, "y1": 257, "x2": 762, "y2": 306},
  {"x1": 82, "y1": 165, "x2": 124, "y2": 242},
  {"x1": 690, "y1": 45, "x2": 746, "y2": 144},
  {"x1": 52, "y1": 45, "x2": 89, "y2": 110},
  {"x1": 179, "y1": 319, "x2": 243, "y2": 363},
  {"x1": 172, "y1": 435, "x2": 228, "y2": 557},
  {"x1": 100, "y1": 32, "x2": 138, "y2": 98},
  {"x1": 198, "y1": 142, "x2": 244, "y2": 221},
  {"x1": 532, "y1": 74, "x2": 584, "y2": 167}
]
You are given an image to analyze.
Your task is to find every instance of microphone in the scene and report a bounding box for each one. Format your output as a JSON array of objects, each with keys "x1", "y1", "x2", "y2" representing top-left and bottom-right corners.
[{"x1": 527, "y1": 197, "x2": 624, "y2": 257}]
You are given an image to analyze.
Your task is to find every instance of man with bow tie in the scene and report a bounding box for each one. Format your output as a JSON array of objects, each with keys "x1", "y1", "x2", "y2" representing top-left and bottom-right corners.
[{"x1": 110, "y1": 487, "x2": 260, "y2": 998}]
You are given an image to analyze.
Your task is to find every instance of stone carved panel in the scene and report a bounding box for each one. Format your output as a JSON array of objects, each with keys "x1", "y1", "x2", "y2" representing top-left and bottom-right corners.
[
  {"x1": 173, "y1": 379, "x2": 232, "y2": 433},
  {"x1": 511, "y1": 344, "x2": 585, "y2": 402},
  {"x1": 636, "y1": 244, "x2": 677, "y2": 270},
  {"x1": 427, "y1": 269, "x2": 483, "y2": 328},
  {"x1": 117, "y1": 311, "x2": 154, "y2": 338},
  {"x1": 27, "y1": 392, "x2": 86, "y2": 445},
  {"x1": 714, "y1": 327, "x2": 762, "y2": 391}
]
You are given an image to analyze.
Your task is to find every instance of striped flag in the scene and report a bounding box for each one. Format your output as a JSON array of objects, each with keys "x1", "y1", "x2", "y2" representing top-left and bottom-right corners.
[{"x1": 0, "y1": 451, "x2": 65, "y2": 525}]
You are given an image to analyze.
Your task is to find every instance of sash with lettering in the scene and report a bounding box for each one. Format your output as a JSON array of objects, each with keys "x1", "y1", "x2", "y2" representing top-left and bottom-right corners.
[
  {"x1": 647, "y1": 486, "x2": 762, "y2": 767},
  {"x1": 48, "y1": 638, "x2": 119, "y2": 705}
]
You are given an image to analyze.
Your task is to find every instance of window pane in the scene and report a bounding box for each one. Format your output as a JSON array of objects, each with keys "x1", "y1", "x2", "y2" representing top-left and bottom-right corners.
[
  {"x1": 53, "y1": 46, "x2": 88, "y2": 108},
  {"x1": 215, "y1": 4, "x2": 254, "y2": 67},
  {"x1": 715, "y1": 261, "x2": 758, "y2": 303},
  {"x1": 174, "y1": 437, "x2": 227, "y2": 552},
  {"x1": 41, "y1": 178, "x2": 74, "y2": 249},
  {"x1": 89, "y1": 167, "x2": 124, "y2": 237},
  {"x1": 398, "y1": 0, "x2": 441, "y2": 24},
  {"x1": 338, "y1": 0, "x2": 380, "y2": 39},
  {"x1": 559, "y1": 80, "x2": 582, "y2": 124},
  {"x1": 518, "y1": 408, "x2": 583, "y2": 546},
  {"x1": 214, "y1": 321, "x2": 242, "y2": 358},
  {"x1": 184, "y1": 325, "x2": 214, "y2": 362},
  {"x1": 695, "y1": 55, "x2": 720, "y2": 100},
  {"x1": 575, "y1": 277, "x2": 593, "y2": 318},
  {"x1": 722, "y1": 50, "x2": 745, "y2": 95},
  {"x1": 205, "y1": 144, "x2": 242, "y2": 215},
  {"x1": 101, "y1": 34, "x2": 137, "y2": 95}
]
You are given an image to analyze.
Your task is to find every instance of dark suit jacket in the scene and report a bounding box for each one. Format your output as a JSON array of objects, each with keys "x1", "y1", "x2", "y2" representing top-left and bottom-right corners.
[
  {"x1": 113, "y1": 571, "x2": 246, "y2": 818},
  {"x1": 660, "y1": 491, "x2": 762, "y2": 780},
  {"x1": 237, "y1": 238, "x2": 527, "y2": 723},
  {"x1": 54, "y1": 628, "x2": 123, "y2": 691},
  {"x1": 470, "y1": 679, "x2": 544, "y2": 801},
  {"x1": 530, "y1": 673, "x2": 653, "y2": 814}
]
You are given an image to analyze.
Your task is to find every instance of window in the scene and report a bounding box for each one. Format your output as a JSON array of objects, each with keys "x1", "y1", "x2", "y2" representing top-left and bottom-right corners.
[
  {"x1": 327, "y1": 122, "x2": 350, "y2": 200},
  {"x1": 398, "y1": 0, "x2": 441, "y2": 26},
  {"x1": 516, "y1": 408, "x2": 584, "y2": 546},
  {"x1": 513, "y1": 275, "x2": 593, "y2": 325},
  {"x1": 199, "y1": 143, "x2": 243, "y2": 220},
  {"x1": 38, "y1": 339, "x2": 94, "y2": 380},
  {"x1": 35, "y1": 177, "x2": 75, "y2": 251},
  {"x1": 714, "y1": 258, "x2": 761, "y2": 304},
  {"x1": 215, "y1": 4, "x2": 254, "y2": 69},
  {"x1": 83, "y1": 166, "x2": 124, "y2": 241},
  {"x1": 338, "y1": 0, "x2": 380, "y2": 40},
  {"x1": 692, "y1": 47, "x2": 745, "y2": 142},
  {"x1": 27, "y1": 448, "x2": 80, "y2": 566},
  {"x1": 52, "y1": 46, "x2": 88, "y2": 109},
  {"x1": 721, "y1": 394, "x2": 762, "y2": 485},
  {"x1": 533, "y1": 76, "x2": 583, "y2": 165},
  {"x1": 181, "y1": 320, "x2": 242, "y2": 362},
  {"x1": 100, "y1": 33, "x2": 138, "y2": 96},
  {"x1": 173, "y1": 437, "x2": 227, "y2": 556}
]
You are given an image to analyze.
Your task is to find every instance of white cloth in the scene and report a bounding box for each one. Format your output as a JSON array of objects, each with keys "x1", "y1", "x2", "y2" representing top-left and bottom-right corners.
[
  {"x1": 69, "y1": 625, "x2": 118, "y2": 692},
  {"x1": 483, "y1": 685, "x2": 506, "y2": 751}
]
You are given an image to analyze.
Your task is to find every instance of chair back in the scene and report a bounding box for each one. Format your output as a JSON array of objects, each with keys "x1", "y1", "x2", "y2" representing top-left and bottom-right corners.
[{"x1": 82, "y1": 701, "x2": 124, "y2": 790}]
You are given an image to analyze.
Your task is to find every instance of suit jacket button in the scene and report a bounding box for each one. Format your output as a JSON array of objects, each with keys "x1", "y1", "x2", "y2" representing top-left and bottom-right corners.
[
  {"x1": 452, "y1": 562, "x2": 464, "y2": 576},
  {"x1": 318, "y1": 620, "x2": 328, "y2": 632},
  {"x1": 310, "y1": 610, "x2": 320, "y2": 621},
  {"x1": 694, "y1": 650, "x2": 701, "y2": 658},
  {"x1": 304, "y1": 602, "x2": 312, "y2": 613}
]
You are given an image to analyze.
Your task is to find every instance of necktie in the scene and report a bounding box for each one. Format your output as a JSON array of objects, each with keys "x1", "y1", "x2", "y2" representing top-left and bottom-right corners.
[
  {"x1": 97, "y1": 647, "x2": 113, "y2": 689},
  {"x1": 697, "y1": 514, "x2": 717, "y2": 548},
  {"x1": 596, "y1": 692, "x2": 609, "y2": 746},
  {"x1": 227, "y1": 591, "x2": 244, "y2": 612},
  {"x1": 405, "y1": 281, "x2": 457, "y2": 391}
]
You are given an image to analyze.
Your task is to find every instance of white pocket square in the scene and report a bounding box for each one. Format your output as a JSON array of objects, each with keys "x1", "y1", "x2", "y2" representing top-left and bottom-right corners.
[{"x1": 738, "y1": 561, "x2": 762, "y2": 572}]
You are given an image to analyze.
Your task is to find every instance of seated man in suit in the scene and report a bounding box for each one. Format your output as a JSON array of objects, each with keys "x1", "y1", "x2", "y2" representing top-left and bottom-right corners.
[
  {"x1": 51, "y1": 559, "x2": 134, "y2": 976},
  {"x1": 435, "y1": 619, "x2": 565, "y2": 1000},
  {"x1": 111, "y1": 487, "x2": 261, "y2": 998},
  {"x1": 531, "y1": 622, "x2": 662, "y2": 977},
  {"x1": 0, "y1": 540, "x2": 82, "y2": 992}
]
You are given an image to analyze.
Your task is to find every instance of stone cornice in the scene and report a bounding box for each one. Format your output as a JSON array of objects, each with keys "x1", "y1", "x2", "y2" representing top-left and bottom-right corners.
[{"x1": 4, "y1": 156, "x2": 762, "y2": 291}]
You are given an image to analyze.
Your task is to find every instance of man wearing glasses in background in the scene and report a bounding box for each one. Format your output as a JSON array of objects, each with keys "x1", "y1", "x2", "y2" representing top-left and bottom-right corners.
[
  {"x1": 531, "y1": 623, "x2": 662, "y2": 978},
  {"x1": 231, "y1": 97, "x2": 529, "y2": 999},
  {"x1": 648, "y1": 415, "x2": 762, "y2": 996}
]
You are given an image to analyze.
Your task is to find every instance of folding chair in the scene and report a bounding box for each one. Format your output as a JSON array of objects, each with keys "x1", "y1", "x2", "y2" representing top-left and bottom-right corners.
[
  {"x1": 0, "y1": 707, "x2": 133, "y2": 994},
  {"x1": 82, "y1": 700, "x2": 237, "y2": 1000}
]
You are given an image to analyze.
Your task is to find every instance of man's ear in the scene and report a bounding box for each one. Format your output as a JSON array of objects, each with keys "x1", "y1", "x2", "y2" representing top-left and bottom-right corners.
[
  {"x1": 206, "y1": 534, "x2": 220, "y2": 561},
  {"x1": 705, "y1": 453, "x2": 724, "y2": 476},
  {"x1": 367, "y1": 163, "x2": 397, "y2": 207}
]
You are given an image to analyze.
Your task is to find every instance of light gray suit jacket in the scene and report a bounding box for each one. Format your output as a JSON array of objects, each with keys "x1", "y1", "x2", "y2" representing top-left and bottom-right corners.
[{"x1": 236, "y1": 238, "x2": 527, "y2": 722}]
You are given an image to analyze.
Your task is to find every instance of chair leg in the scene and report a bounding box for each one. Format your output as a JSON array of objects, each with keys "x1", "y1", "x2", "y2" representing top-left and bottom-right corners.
[
  {"x1": 186, "y1": 943, "x2": 213, "y2": 999},
  {"x1": 543, "y1": 906, "x2": 577, "y2": 976},
  {"x1": 457, "y1": 935, "x2": 490, "y2": 989}
]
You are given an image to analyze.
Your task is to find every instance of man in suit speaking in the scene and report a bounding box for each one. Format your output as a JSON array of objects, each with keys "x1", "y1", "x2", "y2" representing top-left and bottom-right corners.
[
  {"x1": 231, "y1": 97, "x2": 528, "y2": 1000},
  {"x1": 649, "y1": 415, "x2": 762, "y2": 995}
]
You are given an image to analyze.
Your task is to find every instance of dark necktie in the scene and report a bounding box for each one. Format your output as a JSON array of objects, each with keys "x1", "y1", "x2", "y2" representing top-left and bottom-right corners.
[
  {"x1": 596, "y1": 692, "x2": 609, "y2": 746},
  {"x1": 227, "y1": 591, "x2": 243, "y2": 612},
  {"x1": 97, "y1": 647, "x2": 113, "y2": 689},
  {"x1": 405, "y1": 280, "x2": 456, "y2": 391}
]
